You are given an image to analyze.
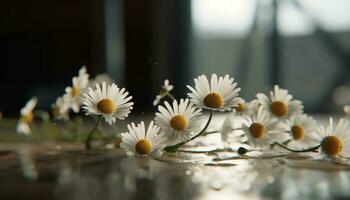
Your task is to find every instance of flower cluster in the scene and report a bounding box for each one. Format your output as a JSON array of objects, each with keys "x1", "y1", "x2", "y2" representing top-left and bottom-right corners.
[{"x1": 14, "y1": 71, "x2": 350, "y2": 160}]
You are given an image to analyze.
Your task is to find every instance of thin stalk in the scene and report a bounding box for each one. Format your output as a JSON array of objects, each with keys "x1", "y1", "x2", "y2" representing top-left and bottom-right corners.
[
  {"x1": 164, "y1": 110, "x2": 213, "y2": 153},
  {"x1": 271, "y1": 142, "x2": 321, "y2": 153},
  {"x1": 85, "y1": 116, "x2": 102, "y2": 149},
  {"x1": 166, "y1": 92, "x2": 175, "y2": 100}
]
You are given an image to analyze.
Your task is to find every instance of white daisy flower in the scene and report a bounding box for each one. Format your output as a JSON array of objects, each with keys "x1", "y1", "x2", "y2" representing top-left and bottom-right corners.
[
  {"x1": 51, "y1": 97, "x2": 69, "y2": 121},
  {"x1": 17, "y1": 97, "x2": 38, "y2": 135},
  {"x1": 63, "y1": 66, "x2": 89, "y2": 113},
  {"x1": 162, "y1": 79, "x2": 174, "y2": 92},
  {"x1": 220, "y1": 113, "x2": 241, "y2": 145},
  {"x1": 187, "y1": 74, "x2": 241, "y2": 111},
  {"x1": 315, "y1": 118, "x2": 350, "y2": 158},
  {"x1": 256, "y1": 85, "x2": 303, "y2": 120},
  {"x1": 82, "y1": 82, "x2": 133, "y2": 125},
  {"x1": 286, "y1": 114, "x2": 318, "y2": 149},
  {"x1": 120, "y1": 121, "x2": 168, "y2": 157},
  {"x1": 153, "y1": 79, "x2": 174, "y2": 106},
  {"x1": 242, "y1": 106, "x2": 288, "y2": 148},
  {"x1": 233, "y1": 99, "x2": 258, "y2": 117},
  {"x1": 153, "y1": 95, "x2": 163, "y2": 106},
  {"x1": 155, "y1": 99, "x2": 202, "y2": 143}
]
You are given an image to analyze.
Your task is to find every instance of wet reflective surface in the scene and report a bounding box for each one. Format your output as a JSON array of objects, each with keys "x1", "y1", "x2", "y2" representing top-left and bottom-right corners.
[{"x1": 1, "y1": 146, "x2": 350, "y2": 200}]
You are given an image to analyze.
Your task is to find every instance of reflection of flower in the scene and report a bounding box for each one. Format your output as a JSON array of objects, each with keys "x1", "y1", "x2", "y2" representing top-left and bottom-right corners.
[
  {"x1": 82, "y1": 82, "x2": 133, "y2": 125},
  {"x1": 155, "y1": 99, "x2": 202, "y2": 143},
  {"x1": 63, "y1": 66, "x2": 89, "y2": 113},
  {"x1": 286, "y1": 114, "x2": 318, "y2": 149},
  {"x1": 257, "y1": 85, "x2": 303, "y2": 120},
  {"x1": 17, "y1": 97, "x2": 37, "y2": 135},
  {"x1": 187, "y1": 74, "x2": 241, "y2": 111},
  {"x1": 153, "y1": 79, "x2": 174, "y2": 106},
  {"x1": 315, "y1": 118, "x2": 350, "y2": 158},
  {"x1": 120, "y1": 121, "x2": 167, "y2": 157},
  {"x1": 242, "y1": 106, "x2": 288, "y2": 148}
]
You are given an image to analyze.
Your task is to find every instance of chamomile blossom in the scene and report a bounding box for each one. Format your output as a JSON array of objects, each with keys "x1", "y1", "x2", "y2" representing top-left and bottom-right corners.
[
  {"x1": 286, "y1": 114, "x2": 318, "y2": 149},
  {"x1": 315, "y1": 118, "x2": 350, "y2": 158},
  {"x1": 187, "y1": 74, "x2": 241, "y2": 111},
  {"x1": 63, "y1": 66, "x2": 89, "y2": 113},
  {"x1": 220, "y1": 113, "x2": 244, "y2": 145},
  {"x1": 344, "y1": 105, "x2": 350, "y2": 116},
  {"x1": 256, "y1": 85, "x2": 303, "y2": 120},
  {"x1": 155, "y1": 99, "x2": 202, "y2": 143},
  {"x1": 17, "y1": 97, "x2": 38, "y2": 135},
  {"x1": 51, "y1": 96, "x2": 69, "y2": 121},
  {"x1": 120, "y1": 121, "x2": 168, "y2": 157},
  {"x1": 232, "y1": 99, "x2": 258, "y2": 117},
  {"x1": 82, "y1": 82, "x2": 133, "y2": 125},
  {"x1": 153, "y1": 79, "x2": 174, "y2": 106},
  {"x1": 242, "y1": 106, "x2": 288, "y2": 148}
]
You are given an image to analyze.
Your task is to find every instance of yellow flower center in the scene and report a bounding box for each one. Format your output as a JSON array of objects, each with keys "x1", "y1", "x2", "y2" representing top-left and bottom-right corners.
[
  {"x1": 234, "y1": 103, "x2": 246, "y2": 112},
  {"x1": 249, "y1": 123, "x2": 265, "y2": 139},
  {"x1": 97, "y1": 98, "x2": 117, "y2": 114},
  {"x1": 270, "y1": 101, "x2": 288, "y2": 117},
  {"x1": 203, "y1": 92, "x2": 224, "y2": 109},
  {"x1": 170, "y1": 115, "x2": 188, "y2": 131},
  {"x1": 22, "y1": 112, "x2": 34, "y2": 124},
  {"x1": 321, "y1": 136, "x2": 343, "y2": 156},
  {"x1": 291, "y1": 125, "x2": 304, "y2": 140},
  {"x1": 135, "y1": 139, "x2": 152, "y2": 155},
  {"x1": 72, "y1": 86, "x2": 80, "y2": 97}
]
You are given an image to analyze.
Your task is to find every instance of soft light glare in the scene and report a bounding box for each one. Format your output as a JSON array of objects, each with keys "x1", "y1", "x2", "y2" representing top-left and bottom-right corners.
[{"x1": 191, "y1": 0, "x2": 257, "y2": 38}]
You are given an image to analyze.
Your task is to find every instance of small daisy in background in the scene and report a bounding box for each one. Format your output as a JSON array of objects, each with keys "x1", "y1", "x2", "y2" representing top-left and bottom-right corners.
[
  {"x1": 315, "y1": 118, "x2": 350, "y2": 158},
  {"x1": 51, "y1": 97, "x2": 69, "y2": 121},
  {"x1": 344, "y1": 105, "x2": 350, "y2": 116},
  {"x1": 120, "y1": 121, "x2": 168, "y2": 157},
  {"x1": 242, "y1": 106, "x2": 288, "y2": 148},
  {"x1": 155, "y1": 99, "x2": 202, "y2": 144},
  {"x1": 82, "y1": 82, "x2": 133, "y2": 125},
  {"x1": 17, "y1": 97, "x2": 38, "y2": 135},
  {"x1": 256, "y1": 85, "x2": 303, "y2": 120},
  {"x1": 232, "y1": 99, "x2": 258, "y2": 117},
  {"x1": 286, "y1": 114, "x2": 318, "y2": 149},
  {"x1": 153, "y1": 79, "x2": 174, "y2": 106},
  {"x1": 88, "y1": 73, "x2": 115, "y2": 88},
  {"x1": 187, "y1": 74, "x2": 241, "y2": 111},
  {"x1": 63, "y1": 66, "x2": 89, "y2": 113}
]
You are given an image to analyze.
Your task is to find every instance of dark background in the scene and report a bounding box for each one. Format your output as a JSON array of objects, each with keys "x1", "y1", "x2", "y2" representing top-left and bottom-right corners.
[{"x1": 1, "y1": 0, "x2": 350, "y2": 116}]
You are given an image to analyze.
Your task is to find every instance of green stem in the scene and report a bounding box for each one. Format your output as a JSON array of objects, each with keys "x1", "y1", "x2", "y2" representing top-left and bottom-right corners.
[
  {"x1": 166, "y1": 92, "x2": 175, "y2": 100},
  {"x1": 33, "y1": 110, "x2": 50, "y2": 122},
  {"x1": 271, "y1": 142, "x2": 321, "y2": 153},
  {"x1": 164, "y1": 110, "x2": 214, "y2": 153},
  {"x1": 85, "y1": 116, "x2": 102, "y2": 149},
  {"x1": 201, "y1": 130, "x2": 220, "y2": 136}
]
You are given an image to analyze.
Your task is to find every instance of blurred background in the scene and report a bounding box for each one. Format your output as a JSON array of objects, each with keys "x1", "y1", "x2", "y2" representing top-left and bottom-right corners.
[{"x1": 1, "y1": 0, "x2": 350, "y2": 116}]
